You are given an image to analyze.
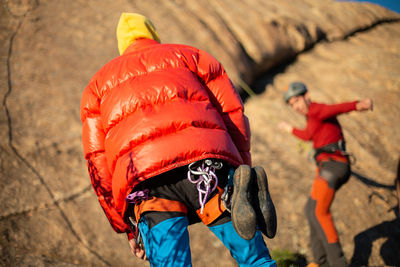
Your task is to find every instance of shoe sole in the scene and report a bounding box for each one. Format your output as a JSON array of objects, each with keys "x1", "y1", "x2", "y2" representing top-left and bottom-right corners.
[
  {"x1": 231, "y1": 165, "x2": 257, "y2": 240},
  {"x1": 253, "y1": 166, "x2": 277, "y2": 238}
]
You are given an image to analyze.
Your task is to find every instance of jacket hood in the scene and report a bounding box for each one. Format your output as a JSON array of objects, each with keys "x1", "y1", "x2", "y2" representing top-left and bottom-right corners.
[{"x1": 116, "y1": 13, "x2": 160, "y2": 55}]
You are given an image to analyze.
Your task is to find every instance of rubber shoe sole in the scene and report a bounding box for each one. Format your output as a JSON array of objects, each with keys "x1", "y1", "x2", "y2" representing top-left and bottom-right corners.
[
  {"x1": 231, "y1": 165, "x2": 257, "y2": 240},
  {"x1": 253, "y1": 166, "x2": 277, "y2": 238}
]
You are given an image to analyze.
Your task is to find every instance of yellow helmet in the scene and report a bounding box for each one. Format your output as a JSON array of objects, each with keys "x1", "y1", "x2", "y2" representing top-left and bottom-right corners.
[{"x1": 116, "y1": 13, "x2": 161, "y2": 55}]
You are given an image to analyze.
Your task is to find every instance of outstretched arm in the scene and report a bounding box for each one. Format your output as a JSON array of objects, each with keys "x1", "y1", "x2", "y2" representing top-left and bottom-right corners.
[
  {"x1": 279, "y1": 121, "x2": 312, "y2": 141},
  {"x1": 312, "y1": 98, "x2": 373, "y2": 120},
  {"x1": 312, "y1": 101, "x2": 358, "y2": 120}
]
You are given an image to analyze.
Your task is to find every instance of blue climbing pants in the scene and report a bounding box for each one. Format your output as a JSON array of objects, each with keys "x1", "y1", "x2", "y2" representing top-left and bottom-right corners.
[{"x1": 139, "y1": 215, "x2": 276, "y2": 267}]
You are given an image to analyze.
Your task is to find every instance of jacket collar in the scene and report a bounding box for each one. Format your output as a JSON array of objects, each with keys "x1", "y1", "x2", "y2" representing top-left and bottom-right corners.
[{"x1": 123, "y1": 38, "x2": 159, "y2": 55}]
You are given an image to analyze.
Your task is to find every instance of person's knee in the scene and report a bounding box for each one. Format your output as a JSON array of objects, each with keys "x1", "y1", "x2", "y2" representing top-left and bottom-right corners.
[
  {"x1": 310, "y1": 197, "x2": 330, "y2": 219},
  {"x1": 315, "y1": 207, "x2": 330, "y2": 219}
]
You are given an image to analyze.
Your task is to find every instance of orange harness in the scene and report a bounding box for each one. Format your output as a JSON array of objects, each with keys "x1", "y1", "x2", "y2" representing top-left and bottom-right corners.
[
  {"x1": 317, "y1": 154, "x2": 349, "y2": 165},
  {"x1": 133, "y1": 187, "x2": 226, "y2": 226}
]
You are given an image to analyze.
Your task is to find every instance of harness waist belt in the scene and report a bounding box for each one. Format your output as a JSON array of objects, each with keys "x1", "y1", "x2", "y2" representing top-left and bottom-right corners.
[
  {"x1": 314, "y1": 140, "x2": 347, "y2": 160},
  {"x1": 133, "y1": 187, "x2": 226, "y2": 226}
]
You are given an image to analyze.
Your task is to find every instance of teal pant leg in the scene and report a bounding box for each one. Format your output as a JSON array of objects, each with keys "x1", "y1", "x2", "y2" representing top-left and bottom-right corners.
[
  {"x1": 139, "y1": 216, "x2": 192, "y2": 267},
  {"x1": 209, "y1": 221, "x2": 277, "y2": 267}
]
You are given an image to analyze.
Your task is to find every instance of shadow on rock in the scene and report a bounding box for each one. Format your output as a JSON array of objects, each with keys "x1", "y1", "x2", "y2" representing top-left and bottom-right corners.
[
  {"x1": 350, "y1": 158, "x2": 400, "y2": 266},
  {"x1": 350, "y1": 218, "x2": 400, "y2": 266}
]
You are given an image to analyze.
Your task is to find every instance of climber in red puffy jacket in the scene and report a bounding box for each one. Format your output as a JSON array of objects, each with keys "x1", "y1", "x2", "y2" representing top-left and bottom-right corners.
[{"x1": 81, "y1": 13, "x2": 276, "y2": 266}]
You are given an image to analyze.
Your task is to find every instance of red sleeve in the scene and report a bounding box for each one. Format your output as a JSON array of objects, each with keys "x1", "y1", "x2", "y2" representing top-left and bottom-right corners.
[
  {"x1": 292, "y1": 127, "x2": 312, "y2": 141},
  {"x1": 81, "y1": 82, "x2": 131, "y2": 234},
  {"x1": 310, "y1": 101, "x2": 357, "y2": 120},
  {"x1": 196, "y1": 49, "x2": 251, "y2": 165}
]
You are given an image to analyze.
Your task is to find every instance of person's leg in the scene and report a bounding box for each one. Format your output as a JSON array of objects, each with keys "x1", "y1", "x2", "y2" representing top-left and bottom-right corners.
[
  {"x1": 304, "y1": 196, "x2": 329, "y2": 267},
  {"x1": 309, "y1": 164, "x2": 348, "y2": 267},
  {"x1": 209, "y1": 219, "x2": 276, "y2": 267},
  {"x1": 131, "y1": 162, "x2": 230, "y2": 266},
  {"x1": 139, "y1": 212, "x2": 192, "y2": 267},
  {"x1": 146, "y1": 160, "x2": 274, "y2": 266}
]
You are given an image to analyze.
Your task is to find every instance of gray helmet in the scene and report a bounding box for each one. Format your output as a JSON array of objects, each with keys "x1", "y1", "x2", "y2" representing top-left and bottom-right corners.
[{"x1": 284, "y1": 82, "x2": 308, "y2": 103}]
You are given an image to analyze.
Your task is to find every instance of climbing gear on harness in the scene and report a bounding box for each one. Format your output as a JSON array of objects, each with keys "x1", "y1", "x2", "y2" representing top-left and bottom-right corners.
[
  {"x1": 296, "y1": 140, "x2": 316, "y2": 163},
  {"x1": 187, "y1": 159, "x2": 222, "y2": 214},
  {"x1": 126, "y1": 159, "x2": 229, "y2": 233},
  {"x1": 196, "y1": 187, "x2": 226, "y2": 225},
  {"x1": 128, "y1": 216, "x2": 144, "y2": 249},
  {"x1": 221, "y1": 167, "x2": 235, "y2": 212},
  {"x1": 126, "y1": 189, "x2": 150, "y2": 204},
  {"x1": 231, "y1": 165, "x2": 257, "y2": 240},
  {"x1": 313, "y1": 140, "x2": 356, "y2": 164},
  {"x1": 252, "y1": 166, "x2": 277, "y2": 239},
  {"x1": 126, "y1": 189, "x2": 150, "y2": 249},
  {"x1": 284, "y1": 82, "x2": 308, "y2": 103}
]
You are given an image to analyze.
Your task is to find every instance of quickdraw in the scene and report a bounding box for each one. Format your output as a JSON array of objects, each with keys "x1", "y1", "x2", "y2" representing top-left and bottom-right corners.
[
  {"x1": 221, "y1": 167, "x2": 235, "y2": 212},
  {"x1": 126, "y1": 189, "x2": 149, "y2": 249},
  {"x1": 128, "y1": 216, "x2": 144, "y2": 249}
]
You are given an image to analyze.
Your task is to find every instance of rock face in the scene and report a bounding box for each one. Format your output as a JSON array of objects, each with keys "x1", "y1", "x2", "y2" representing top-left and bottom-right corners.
[
  {"x1": 1, "y1": 0, "x2": 399, "y2": 266},
  {"x1": 248, "y1": 21, "x2": 400, "y2": 266}
]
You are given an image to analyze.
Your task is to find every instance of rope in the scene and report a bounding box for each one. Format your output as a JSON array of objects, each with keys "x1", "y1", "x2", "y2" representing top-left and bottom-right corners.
[{"x1": 187, "y1": 159, "x2": 222, "y2": 214}]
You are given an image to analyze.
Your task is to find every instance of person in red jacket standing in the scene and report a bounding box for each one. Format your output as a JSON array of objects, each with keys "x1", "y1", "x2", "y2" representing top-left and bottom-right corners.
[
  {"x1": 279, "y1": 82, "x2": 373, "y2": 267},
  {"x1": 80, "y1": 13, "x2": 276, "y2": 266}
]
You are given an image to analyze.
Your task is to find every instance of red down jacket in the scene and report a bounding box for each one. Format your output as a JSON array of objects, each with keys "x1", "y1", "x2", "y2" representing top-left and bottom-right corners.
[{"x1": 80, "y1": 38, "x2": 251, "y2": 234}]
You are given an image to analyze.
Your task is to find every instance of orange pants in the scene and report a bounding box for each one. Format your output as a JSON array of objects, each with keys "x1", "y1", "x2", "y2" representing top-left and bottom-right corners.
[{"x1": 304, "y1": 158, "x2": 350, "y2": 267}]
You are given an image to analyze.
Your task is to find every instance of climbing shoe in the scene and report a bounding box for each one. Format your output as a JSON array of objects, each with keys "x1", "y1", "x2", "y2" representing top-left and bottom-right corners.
[
  {"x1": 231, "y1": 165, "x2": 257, "y2": 240},
  {"x1": 252, "y1": 166, "x2": 277, "y2": 238}
]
